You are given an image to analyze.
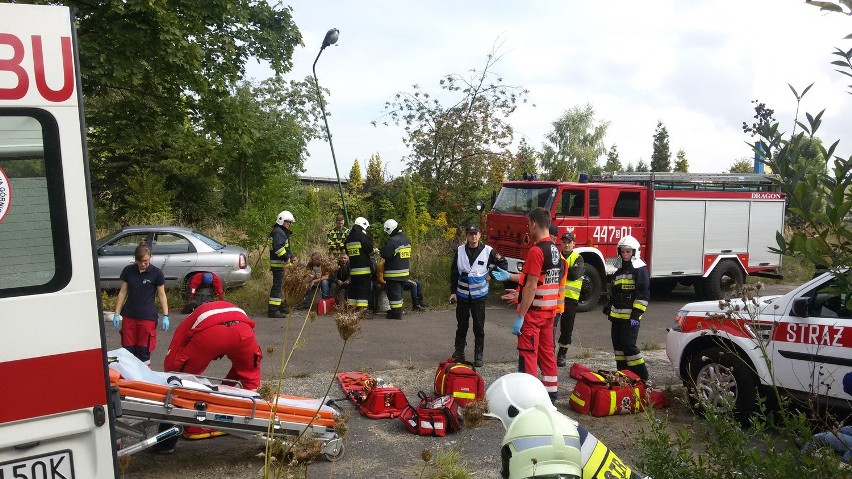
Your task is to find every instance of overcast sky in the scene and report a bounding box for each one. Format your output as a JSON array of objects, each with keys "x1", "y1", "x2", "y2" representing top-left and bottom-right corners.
[{"x1": 249, "y1": 1, "x2": 852, "y2": 179}]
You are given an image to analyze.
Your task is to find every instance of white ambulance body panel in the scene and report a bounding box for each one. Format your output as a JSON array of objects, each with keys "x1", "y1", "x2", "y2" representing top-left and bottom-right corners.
[{"x1": 0, "y1": 4, "x2": 117, "y2": 478}]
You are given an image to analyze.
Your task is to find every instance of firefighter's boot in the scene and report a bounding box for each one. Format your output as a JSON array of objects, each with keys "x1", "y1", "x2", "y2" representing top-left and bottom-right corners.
[
  {"x1": 452, "y1": 343, "x2": 466, "y2": 363},
  {"x1": 473, "y1": 343, "x2": 484, "y2": 368},
  {"x1": 556, "y1": 346, "x2": 568, "y2": 367},
  {"x1": 268, "y1": 307, "x2": 286, "y2": 318}
]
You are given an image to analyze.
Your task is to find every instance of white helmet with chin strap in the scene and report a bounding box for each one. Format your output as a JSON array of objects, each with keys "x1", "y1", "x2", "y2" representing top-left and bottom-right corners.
[
  {"x1": 276, "y1": 210, "x2": 295, "y2": 225},
  {"x1": 354, "y1": 216, "x2": 370, "y2": 230},
  {"x1": 486, "y1": 373, "x2": 565, "y2": 430},
  {"x1": 383, "y1": 218, "x2": 398, "y2": 235},
  {"x1": 615, "y1": 234, "x2": 645, "y2": 268}
]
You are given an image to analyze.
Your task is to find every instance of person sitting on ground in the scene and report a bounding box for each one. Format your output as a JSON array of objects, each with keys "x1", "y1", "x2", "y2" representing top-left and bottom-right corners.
[
  {"x1": 329, "y1": 253, "x2": 350, "y2": 303},
  {"x1": 182, "y1": 271, "x2": 224, "y2": 313},
  {"x1": 300, "y1": 252, "x2": 329, "y2": 308},
  {"x1": 801, "y1": 372, "x2": 852, "y2": 463},
  {"x1": 402, "y1": 276, "x2": 427, "y2": 311}
]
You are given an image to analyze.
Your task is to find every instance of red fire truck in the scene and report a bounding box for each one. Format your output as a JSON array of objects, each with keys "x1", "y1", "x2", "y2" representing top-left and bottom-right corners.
[{"x1": 486, "y1": 172, "x2": 786, "y2": 312}]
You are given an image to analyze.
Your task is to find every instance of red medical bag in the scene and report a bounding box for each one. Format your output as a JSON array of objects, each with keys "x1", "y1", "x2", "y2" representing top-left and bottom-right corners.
[
  {"x1": 434, "y1": 358, "x2": 484, "y2": 406},
  {"x1": 399, "y1": 392, "x2": 462, "y2": 437},
  {"x1": 568, "y1": 363, "x2": 647, "y2": 417},
  {"x1": 317, "y1": 297, "x2": 336, "y2": 315}
]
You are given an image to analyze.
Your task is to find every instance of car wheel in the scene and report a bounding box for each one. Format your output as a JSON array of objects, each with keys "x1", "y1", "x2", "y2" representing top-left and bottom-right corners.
[
  {"x1": 576, "y1": 264, "x2": 602, "y2": 312},
  {"x1": 704, "y1": 260, "x2": 744, "y2": 300},
  {"x1": 686, "y1": 347, "x2": 757, "y2": 425}
]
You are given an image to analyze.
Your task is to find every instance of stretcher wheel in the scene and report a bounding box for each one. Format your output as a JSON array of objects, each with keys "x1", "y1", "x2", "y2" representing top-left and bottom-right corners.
[{"x1": 323, "y1": 442, "x2": 345, "y2": 462}]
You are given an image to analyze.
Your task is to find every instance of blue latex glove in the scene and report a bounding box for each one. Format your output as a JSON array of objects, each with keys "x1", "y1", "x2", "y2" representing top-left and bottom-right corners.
[
  {"x1": 491, "y1": 267, "x2": 510, "y2": 281},
  {"x1": 630, "y1": 319, "x2": 640, "y2": 328},
  {"x1": 161, "y1": 315, "x2": 170, "y2": 332},
  {"x1": 511, "y1": 316, "x2": 524, "y2": 335},
  {"x1": 112, "y1": 313, "x2": 122, "y2": 330}
]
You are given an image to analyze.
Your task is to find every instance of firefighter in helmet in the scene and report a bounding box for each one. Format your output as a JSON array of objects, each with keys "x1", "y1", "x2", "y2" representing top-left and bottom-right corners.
[
  {"x1": 380, "y1": 218, "x2": 412, "y2": 320},
  {"x1": 554, "y1": 231, "x2": 583, "y2": 367},
  {"x1": 345, "y1": 216, "x2": 373, "y2": 309},
  {"x1": 268, "y1": 210, "x2": 295, "y2": 318},
  {"x1": 604, "y1": 235, "x2": 650, "y2": 380},
  {"x1": 500, "y1": 405, "x2": 582, "y2": 479}
]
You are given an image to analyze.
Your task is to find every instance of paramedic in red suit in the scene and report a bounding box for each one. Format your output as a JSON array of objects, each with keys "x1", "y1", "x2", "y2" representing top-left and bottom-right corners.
[
  {"x1": 187, "y1": 271, "x2": 224, "y2": 303},
  {"x1": 492, "y1": 207, "x2": 560, "y2": 403},
  {"x1": 164, "y1": 301, "x2": 262, "y2": 390}
]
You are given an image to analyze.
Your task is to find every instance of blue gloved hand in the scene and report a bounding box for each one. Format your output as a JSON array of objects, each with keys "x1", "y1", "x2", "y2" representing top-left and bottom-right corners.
[
  {"x1": 511, "y1": 316, "x2": 524, "y2": 335},
  {"x1": 112, "y1": 313, "x2": 122, "y2": 330},
  {"x1": 161, "y1": 315, "x2": 170, "y2": 332},
  {"x1": 491, "y1": 267, "x2": 510, "y2": 282},
  {"x1": 630, "y1": 319, "x2": 640, "y2": 328}
]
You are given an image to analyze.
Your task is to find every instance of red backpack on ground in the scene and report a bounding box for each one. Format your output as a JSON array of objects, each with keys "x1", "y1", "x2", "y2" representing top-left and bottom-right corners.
[
  {"x1": 568, "y1": 363, "x2": 647, "y2": 417},
  {"x1": 337, "y1": 372, "x2": 409, "y2": 419},
  {"x1": 399, "y1": 392, "x2": 463, "y2": 437},
  {"x1": 433, "y1": 358, "x2": 485, "y2": 406}
]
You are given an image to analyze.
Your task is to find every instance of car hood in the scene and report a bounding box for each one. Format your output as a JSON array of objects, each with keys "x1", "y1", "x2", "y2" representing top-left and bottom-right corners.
[{"x1": 679, "y1": 295, "x2": 785, "y2": 316}]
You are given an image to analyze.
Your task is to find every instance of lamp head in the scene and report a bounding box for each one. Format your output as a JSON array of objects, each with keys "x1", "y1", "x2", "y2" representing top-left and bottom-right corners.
[{"x1": 322, "y1": 28, "x2": 340, "y2": 50}]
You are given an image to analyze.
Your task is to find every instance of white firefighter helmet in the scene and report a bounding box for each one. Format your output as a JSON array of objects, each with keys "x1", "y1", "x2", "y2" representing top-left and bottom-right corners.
[
  {"x1": 276, "y1": 210, "x2": 295, "y2": 225},
  {"x1": 354, "y1": 216, "x2": 370, "y2": 230},
  {"x1": 383, "y1": 218, "x2": 398, "y2": 235},
  {"x1": 500, "y1": 404, "x2": 582, "y2": 479},
  {"x1": 486, "y1": 373, "x2": 562, "y2": 430},
  {"x1": 615, "y1": 234, "x2": 646, "y2": 268}
]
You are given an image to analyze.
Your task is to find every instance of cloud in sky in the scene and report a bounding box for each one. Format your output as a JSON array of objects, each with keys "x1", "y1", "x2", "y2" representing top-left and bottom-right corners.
[{"x1": 249, "y1": 1, "x2": 852, "y2": 178}]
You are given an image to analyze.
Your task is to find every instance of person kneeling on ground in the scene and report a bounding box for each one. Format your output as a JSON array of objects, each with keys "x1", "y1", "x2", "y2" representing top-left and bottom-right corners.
[
  {"x1": 182, "y1": 271, "x2": 224, "y2": 313},
  {"x1": 152, "y1": 301, "x2": 262, "y2": 452}
]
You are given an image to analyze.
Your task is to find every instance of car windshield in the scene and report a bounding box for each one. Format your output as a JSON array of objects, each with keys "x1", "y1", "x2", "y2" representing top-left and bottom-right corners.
[
  {"x1": 191, "y1": 231, "x2": 225, "y2": 250},
  {"x1": 492, "y1": 186, "x2": 556, "y2": 213}
]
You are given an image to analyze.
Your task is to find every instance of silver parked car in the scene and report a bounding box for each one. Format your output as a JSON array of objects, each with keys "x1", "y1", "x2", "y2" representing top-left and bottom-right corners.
[{"x1": 96, "y1": 226, "x2": 252, "y2": 291}]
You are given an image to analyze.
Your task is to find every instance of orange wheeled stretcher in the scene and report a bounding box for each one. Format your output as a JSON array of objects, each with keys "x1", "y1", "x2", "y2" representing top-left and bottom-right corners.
[{"x1": 108, "y1": 349, "x2": 344, "y2": 461}]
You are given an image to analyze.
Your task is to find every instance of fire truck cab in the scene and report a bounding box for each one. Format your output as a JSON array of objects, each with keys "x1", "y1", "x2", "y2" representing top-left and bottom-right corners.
[
  {"x1": 1, "y1": 4, "x2": 118, "y2": 478},
  {"x1": 486, "y1": 172, "x2": 786, "y2": 312}
]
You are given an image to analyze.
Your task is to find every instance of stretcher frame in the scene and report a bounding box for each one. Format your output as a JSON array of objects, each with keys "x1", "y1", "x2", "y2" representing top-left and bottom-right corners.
[{"x1": 112, "y1": 375, "x2": 344, "y2": 461}]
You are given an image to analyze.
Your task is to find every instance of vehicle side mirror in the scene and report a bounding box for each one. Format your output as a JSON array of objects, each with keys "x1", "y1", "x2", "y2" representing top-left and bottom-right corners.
[
  {"x1": 97, "y1": 246, "x2": 106, "y2": 256},
  {"x1": 791, "y1": 297, "x2": 809, "y2": 318}
]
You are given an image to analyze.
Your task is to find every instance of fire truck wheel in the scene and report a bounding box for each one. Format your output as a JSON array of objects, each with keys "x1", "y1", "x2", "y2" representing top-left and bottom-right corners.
[
  {"x1": 704, "y1": 261, "x2": 744, "y2": 300},
  {"x1": 576, "y1": 264, "x2": 602, "y2": 312},
  {"x1": 686, "y1": 346, "x2": 757, "y2": 425}
]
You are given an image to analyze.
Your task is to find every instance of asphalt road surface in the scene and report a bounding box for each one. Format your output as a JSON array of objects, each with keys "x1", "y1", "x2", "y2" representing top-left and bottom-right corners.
[{"x1": 109, "y1": 282, "x2": 796, "y2": 478}]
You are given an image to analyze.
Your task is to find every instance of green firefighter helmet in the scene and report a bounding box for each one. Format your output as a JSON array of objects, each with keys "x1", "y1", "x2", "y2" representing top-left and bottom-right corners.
[{"x1": 500, "y1": 404, "x2": 582, "y2": 479}]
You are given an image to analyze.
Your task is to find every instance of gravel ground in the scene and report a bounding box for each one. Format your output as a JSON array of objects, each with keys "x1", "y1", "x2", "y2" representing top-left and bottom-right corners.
[{"x1": 118, "y1": 348, "x2": 686, "y2": 479}]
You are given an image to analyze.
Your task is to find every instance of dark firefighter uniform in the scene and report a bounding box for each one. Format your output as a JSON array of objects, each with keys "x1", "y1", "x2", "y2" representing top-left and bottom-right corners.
[
  {"x1": 345, "y1": 223, "x2": 373, "y2": 308},
  {"x1": 606, "y1": 258, "x2": 650, "y2": 380},
  {"x1": 381, "y1": 227, "x2": 412, "y2": 319},
  {"x1": 517, "y1": 239, "x2": 561, "y2": 402},
  {"x1": 268, "y1": 222, "x2": 292, "y2": 316}
]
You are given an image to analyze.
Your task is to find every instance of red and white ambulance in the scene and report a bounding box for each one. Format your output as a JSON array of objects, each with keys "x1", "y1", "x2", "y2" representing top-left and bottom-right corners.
[
  {"x1": 486, "y1": 172, "x2": 786, "y2": 311},
  {"x1": 1, "y1": 3, "x2": 118, "y2": 477}
]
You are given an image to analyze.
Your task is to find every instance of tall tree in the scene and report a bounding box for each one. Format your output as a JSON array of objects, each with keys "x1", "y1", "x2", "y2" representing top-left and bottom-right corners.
[
  {"x1": 364, "y1": 153, "x2": 385, "y2": 191},
  {"x1": 60, "y1": 0, "x2": 304, "y2": 223},
  {"x1": 650, "y1": 121, "x2": 672, "y2": 172},
  {"x1": 603, "y1": 144, "x2": 622, "y2": 172},
  {"x1": 624, "y1": 162, "x2": 635, "y2": 173},
  {"x1": 728, "y1": 158, "x2": 753, "y2": 173},
  {"x1": 377, "y1": 45, "x2": 528, "y2": 225},
  {"x1": 507, "y1": 138, "x2": 539, "y2": 180},
  {"x1": 348, "y1": 160, "x2": 364, "y2": 192},
  {"x1": 673, "y1": 149, "x2": 689, "y2": 173},
  {"x1": 636, "y1": 160, "x2": 649, "y2": 172},
  {"x1": 540, "y1": 104, "x2": 609, "y2": 181}
]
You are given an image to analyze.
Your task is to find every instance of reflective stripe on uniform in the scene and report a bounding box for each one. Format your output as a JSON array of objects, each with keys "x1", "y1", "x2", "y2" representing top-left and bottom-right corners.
[
  {"x1": 385, "y1": 269, "x2": 409, "y2": 278},
  {"x1": 350, "y1": 266, "x2": 371, "y2": 275}
]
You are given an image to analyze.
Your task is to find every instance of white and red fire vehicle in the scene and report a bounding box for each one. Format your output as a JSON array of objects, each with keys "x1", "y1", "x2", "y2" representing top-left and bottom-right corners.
[
  {"x1": 486, "y1": 172, "x2": 786, "y2": 311},
  {"x1": 1, "y1": 4, "x2": 119, "y2": 478},
  {"x1": 667, "y1": 272, "x2": 852, "y2": 420}
]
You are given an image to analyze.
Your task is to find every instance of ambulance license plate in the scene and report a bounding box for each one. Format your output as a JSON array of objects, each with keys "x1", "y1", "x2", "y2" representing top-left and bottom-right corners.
[{"x1": 0, "y1": 450, "x2": 74, "y2": 479}]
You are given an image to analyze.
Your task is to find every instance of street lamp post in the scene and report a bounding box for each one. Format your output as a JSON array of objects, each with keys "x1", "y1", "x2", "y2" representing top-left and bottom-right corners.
[{"x1": 312, "y1": 28, "x2": 350, "y2": 225}]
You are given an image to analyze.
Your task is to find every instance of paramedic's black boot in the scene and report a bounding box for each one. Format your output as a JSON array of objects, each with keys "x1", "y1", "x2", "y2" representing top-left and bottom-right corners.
[
  {"x1": 473, "y1": 344, "x2": 484, "y2": 368},
  {"x1": 452, "y1": 343, "x2": 466, "y2": 363},
  {"x1": 556, "y1": 347, "x2": 568, "y2": 367}
]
